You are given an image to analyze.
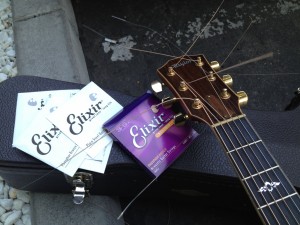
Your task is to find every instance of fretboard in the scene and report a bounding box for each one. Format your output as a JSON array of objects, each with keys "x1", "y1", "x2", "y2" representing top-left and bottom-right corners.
[{"x1": 213, "y1": 116, "x2": 300, "y2": 225}]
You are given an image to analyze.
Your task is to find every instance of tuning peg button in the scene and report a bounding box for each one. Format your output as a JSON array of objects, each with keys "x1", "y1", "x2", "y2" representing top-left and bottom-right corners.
[
  {"x1": 222, "y1": 74, "x2": 233, "y2": 87},
  {"x1": 151, "y1": 80, "x2": 164, "y2": 93},
  {"x1": 237, "y1": 91, "x2": 248, "y2": 107},
  {"x1": 210, "y1": 61, "x2": 220, "y2": 71}
]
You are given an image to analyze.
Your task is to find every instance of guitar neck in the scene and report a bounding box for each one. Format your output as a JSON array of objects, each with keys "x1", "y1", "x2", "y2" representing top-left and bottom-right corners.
[{"x1": 212, "y1": 115, "x2": 300, "y2": 225}]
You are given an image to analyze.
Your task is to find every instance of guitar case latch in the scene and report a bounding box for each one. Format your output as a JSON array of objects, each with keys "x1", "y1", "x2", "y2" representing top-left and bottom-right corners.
[{"x1": 65, "y1": 172, "x2": 93, "y2": 204}]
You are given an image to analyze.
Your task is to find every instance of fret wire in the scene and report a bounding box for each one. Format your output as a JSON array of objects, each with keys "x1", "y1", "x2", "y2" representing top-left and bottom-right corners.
[
  {"x1": 215, "y1": 123, "x2": 289, "y2": 224},
  {"x1": 172, "y1": 63, "x2": 270, "y2": 209},
  {"x1": 227, "y1": 140, "x2": 262, "y2": 153},
  {"x1": 213, "y1": 125, "x2": 277, "y2": 224},
  {"x1": 204, "y1": 81, "x2": 295, "y2": 224},
  {"x1": 258, "y1": 193, "x2": 299, "y2": 210},
  {"x1": 205, "y1": 81, "x2": 289, "y2": 224},
  {"x1": 213, "y1": 71, "x2": 300, "y2": 224},
  {"x1": 201, "y1": 67, "x2": 292, "y2": 220},
  {"x1": 242, "y1": 165, "x2": 279, "y2": 181},
  {"x1": 241, "y1": 117, "x2": 300, "y2": 223},
  {"x1": 175, "y1": 71, "x2": 277, "y2": 224},
  {"x1": 229, "y1": 118, "x2": 299, "y2": 224}
]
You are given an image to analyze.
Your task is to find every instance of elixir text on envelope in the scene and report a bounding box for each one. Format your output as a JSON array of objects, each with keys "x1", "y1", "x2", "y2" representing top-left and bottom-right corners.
[{"x1": 47, "y1": 82, "x2": 123, "y2": 158}]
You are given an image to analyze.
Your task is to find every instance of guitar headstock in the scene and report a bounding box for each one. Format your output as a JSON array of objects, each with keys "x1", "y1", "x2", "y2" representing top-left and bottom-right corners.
[{"x1": 156, "y1": 54, "x2": 247, "y2": 127}]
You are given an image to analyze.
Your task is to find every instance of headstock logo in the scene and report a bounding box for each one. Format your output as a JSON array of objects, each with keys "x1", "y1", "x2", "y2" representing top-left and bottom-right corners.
[{"x1": 171, "y1": 59, "x2": 192, "y2": 69}]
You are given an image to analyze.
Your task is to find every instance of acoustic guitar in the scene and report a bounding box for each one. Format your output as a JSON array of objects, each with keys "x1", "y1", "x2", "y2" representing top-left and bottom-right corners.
[{"x1": 152, "y1": 54, "x2": 300, "y2": 225}]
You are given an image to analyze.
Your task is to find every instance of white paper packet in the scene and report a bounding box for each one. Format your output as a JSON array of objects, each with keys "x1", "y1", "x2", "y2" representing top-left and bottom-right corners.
[
  {"x1": 42, "y1": 90, "x2": 115, "y2": 174},
  {"x1": 13, "y1": 90, "x2": 78, "y2": 144}
]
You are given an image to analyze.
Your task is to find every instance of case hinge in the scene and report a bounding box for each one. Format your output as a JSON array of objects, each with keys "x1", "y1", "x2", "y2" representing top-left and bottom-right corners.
[{"x1": 65, "y1": 172, "x2": 93, "y2": 204}]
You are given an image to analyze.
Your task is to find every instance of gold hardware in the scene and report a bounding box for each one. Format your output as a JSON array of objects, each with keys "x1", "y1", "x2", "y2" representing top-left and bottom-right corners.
[
  {"x1": 237, "y1": 91, "x2": 248, "y2": 107},
  {"x1": 174, "y1": 113, "x2": 189, "y2": 126},
  {"x1": 210, "y1": 61, "x2": 220, "y2": 71},
  {"x1": 192, "y1": 98, "x2": 202, "y2": 109},
  {"x1": 168, "y1": 67, "x2": 175, "y2": 76},
  {"x1": 196, "y1": 56, "x2": 204, "y2": 67},
  {"x1": 222, "y1": 74, "x2": 233, "y2": 87},
  {"x1": 179, "y1": 81, "x2": 188, "y2": 91},
  {"x1": 207, "y1": 71, "x2": 216, "y2": 81},
  {"x1": 220, "y1": 88, "x2": 231, "y2": 99}
]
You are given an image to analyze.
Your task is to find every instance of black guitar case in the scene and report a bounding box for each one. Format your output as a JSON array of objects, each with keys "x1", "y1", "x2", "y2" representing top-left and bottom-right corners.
[{"x1": 0, "y1": 75, "x2": 299, "y2": 205}]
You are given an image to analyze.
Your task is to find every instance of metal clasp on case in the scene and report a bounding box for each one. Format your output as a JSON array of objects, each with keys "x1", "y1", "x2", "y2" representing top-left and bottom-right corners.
[{"x1": 66, "y1": 172, "x2": 93, "y2": 204}]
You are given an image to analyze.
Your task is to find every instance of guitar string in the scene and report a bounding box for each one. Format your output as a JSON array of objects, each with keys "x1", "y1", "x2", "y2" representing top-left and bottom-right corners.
[
  {"x1": 213, "y1": 17, "x2": 300, "y2": 217},
  {"x1": 171, "y1": 54, "x2": 298, "y2": 221},
  {"x1": 187, "y1": 52, "x2": 274, "y2": 85},
  {"x1": 120, "y1": 12, "x2": 298, "y2": 220},
  {"x1": 16, "y1": 2, "x2": 292, "y2": 223},
  {"x1": 177, "y1": 0, "x2": 225, "y2": 66},
  {"x1": 184, "y1": 62, "x2": 297, "y2": 224},
  {"x1": 238, "y1": 116, "x2": 300, "y2": 223},
  {"x1": 17, "y1": 95, "x2": 200, "y2": 221},
  {"x1": 209, "y1": 82, "x2": 299, "y2": 224},
  {"x1": 83, "y1": 17, "x2": 288, "y2": 221},
  {"x1": 111, "y1": 16, "x2": 183, "y2": 56},
  {"x1": 87, "y1": 5, "x2": 296, "y2": 222},
  {"x1": 18, "y1": 97, "x2": 184, "y2": 190},
  {"x1": 215, "y1": 83, "x2": 300, "y2": 223},
  {"x1": 174, "y1": 8, "x2": 298, "y2": 219},
  {"x1": 221, "y1": 17, "x2": 255, "y2": 67},
  {"x1": 219, "y1": 27, "x2": 300, "y2": 216},
  {"x1": 121, "y1": 46, "x2": 176, "y2": 58},
  {"x1": 217, "y1": 52, "x2": 274, "y2": 74},
  {"x1": 169, "y1": 64, "x2": 276, "y2": 224},
  {"x1": 109, "y1": 16, "x2": 220, "y2": 70},
  {"x1": 173, "y1": 0, "x2": 225, "y2": 68},
  {"x1": 191, "y1": 63, "x2": 300, "y2": 223},
  {"x1": 83, "y1": 24, "x2": 176, "y2": 58},
  {"x1": 228, "y1": 72, "x2": 300, "y2": 76},
  {"x1": 197, "y1": 59, "x2": 298, "y2": 224}
]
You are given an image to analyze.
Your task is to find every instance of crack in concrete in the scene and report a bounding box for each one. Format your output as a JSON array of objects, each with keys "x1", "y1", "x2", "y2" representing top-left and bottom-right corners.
[{"x1": 13, "y1": 7, "x2": 63, "y2": 22}]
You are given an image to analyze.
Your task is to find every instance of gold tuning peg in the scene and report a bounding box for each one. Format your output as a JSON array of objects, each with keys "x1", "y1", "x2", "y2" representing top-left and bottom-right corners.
[
  {"x1": 222, "y1": 74, "x2": 233, "y2": 87},
  {"x1": 236, "y1": 91, "x2": 248, "y2": 107},
  {"x1": 162, "y1": 97, "x2": 176, "y2": 109},
  {"x1": 151, "y1": 80, "x2": 164, "y2": 93},
  {"x1": 174, "y1": 113, "x2": 189, "y2": 126},
  {"x1": 210, "y1": 61, "x2": 220, "y2": 71}
]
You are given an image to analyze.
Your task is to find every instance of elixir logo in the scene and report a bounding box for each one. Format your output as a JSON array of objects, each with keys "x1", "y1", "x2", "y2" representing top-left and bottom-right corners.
[
  {"x1": 130, "y1": 113, "x2": 165, "y2": 149},
  {"x1": 31, "y1": 124, "x2": 60, "y2": 155},
  {"x1": 67, "y1": 101, "x2": 103, "y2": 135}
]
